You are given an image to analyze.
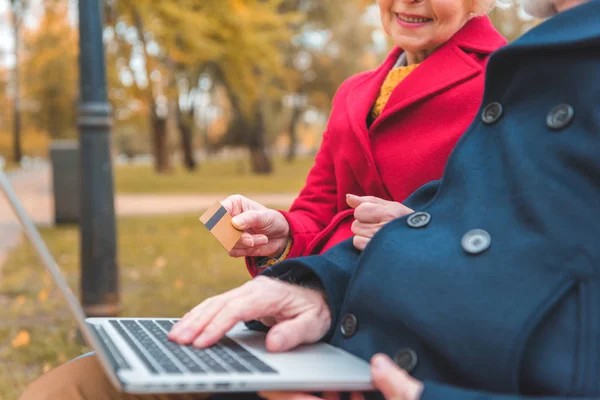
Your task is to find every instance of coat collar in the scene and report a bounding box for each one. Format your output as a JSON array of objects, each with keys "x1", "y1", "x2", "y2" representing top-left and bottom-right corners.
[{"x1": 343, "y1": 16, "x2": 506, "y2": 199}]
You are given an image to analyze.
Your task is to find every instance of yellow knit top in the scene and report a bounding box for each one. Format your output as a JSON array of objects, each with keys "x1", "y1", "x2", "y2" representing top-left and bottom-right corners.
[{"x1": 371, "y1": 63, "x2": 420, "y2": 119}]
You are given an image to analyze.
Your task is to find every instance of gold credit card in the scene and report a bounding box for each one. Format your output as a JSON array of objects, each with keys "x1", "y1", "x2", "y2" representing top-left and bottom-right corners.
[{"x1": 199, "y1": 201, "x2": 243, "y2": 252}]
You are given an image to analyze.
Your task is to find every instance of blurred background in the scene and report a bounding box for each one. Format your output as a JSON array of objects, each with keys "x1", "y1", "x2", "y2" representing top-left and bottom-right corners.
[
  {"x1": 0, "y1": 1, "x2": 539, "y2": 399},
  {"x1": 0, "y1": 0, "x2": 539, "y2": 172}
]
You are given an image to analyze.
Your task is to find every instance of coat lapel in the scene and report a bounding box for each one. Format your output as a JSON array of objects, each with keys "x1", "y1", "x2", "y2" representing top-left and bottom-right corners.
[
  {"x1": 371, "y1": 16, "x2": 503, "y2": 132},
  {"x1": 342, "y1": 16, "x2": 505, "y2": 199},
  {"x1": 344, "y1": 47, "x2": 404, "y2": 200}
]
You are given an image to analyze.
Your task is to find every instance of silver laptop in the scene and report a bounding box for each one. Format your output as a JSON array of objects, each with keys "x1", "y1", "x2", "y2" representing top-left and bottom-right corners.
[{"x1": 0, "y1": 159, "x2": 372, "y2": 394}]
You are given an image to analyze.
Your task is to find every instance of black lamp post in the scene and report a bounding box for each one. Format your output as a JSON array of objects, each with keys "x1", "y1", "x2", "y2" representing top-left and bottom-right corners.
[{"x1": 77, "y1": 0, "x2": 119, "y2": 317}]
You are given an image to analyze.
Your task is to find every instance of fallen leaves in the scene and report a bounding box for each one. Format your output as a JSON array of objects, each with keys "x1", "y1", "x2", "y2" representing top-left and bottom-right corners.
[
  {"x1": 11, "y1": 330, "x2": 30, "y2": 348},
  {"x1": 153, "y1": 256, "x2": 168, "y2": 269},
  {"x1": 38, "y1": 289, "x2": 48, "y2": 303}
]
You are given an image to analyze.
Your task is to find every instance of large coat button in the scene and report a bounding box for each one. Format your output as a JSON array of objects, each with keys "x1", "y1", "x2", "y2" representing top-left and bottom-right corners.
[
  {"x1": 394, "y1": 348, "x2": 418, "y2": 373},
  {"x1": 547, "y1": 104, "x2": 574, "y2": 130},
  {"x1": 461, "y1": 229, "x2": 491, "y2": 254},
  {"x1": 340, "y1": 313, "x2": 358, "y2": 338},
  {"x1": 407, "y1": 212, "x2": 431, "y2": 228},
  {"x1": 481, "y1": 102, "x2": 503, "y2": 125}
]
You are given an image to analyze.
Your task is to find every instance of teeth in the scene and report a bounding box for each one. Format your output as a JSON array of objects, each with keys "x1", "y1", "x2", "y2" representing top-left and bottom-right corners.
[{"x1": 398, "y1": 15, "x2": 430, "y2": 23}]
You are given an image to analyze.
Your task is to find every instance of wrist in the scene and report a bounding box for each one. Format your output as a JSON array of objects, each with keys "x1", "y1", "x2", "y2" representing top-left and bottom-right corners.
[{"x1": 258, "y1": 238, "x2": 293, "y2": 270}]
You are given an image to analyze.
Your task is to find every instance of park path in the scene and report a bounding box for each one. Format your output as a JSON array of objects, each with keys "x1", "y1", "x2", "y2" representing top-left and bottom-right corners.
[{"x1": 0, "y1": 164, "x2": 297, "y2": 268}]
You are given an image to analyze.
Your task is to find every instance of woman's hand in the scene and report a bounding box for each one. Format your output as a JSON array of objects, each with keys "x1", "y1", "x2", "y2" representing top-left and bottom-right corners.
[
  {"x1": 258, "y1": 354, "x2": 423, "y2": 400},
  {"x1": 168, "y1": 276, "x2": 331, "y2": 352},
  {"x1": 346, "y1": 195, "x2": 414, "y2": 251},
  {"x1": 221, "y1": 194, "x2": 291, "y2": 258}
]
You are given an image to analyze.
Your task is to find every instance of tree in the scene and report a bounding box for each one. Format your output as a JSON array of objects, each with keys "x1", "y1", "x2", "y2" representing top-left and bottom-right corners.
[
  {"x1": 102, "y1": 1, "x2": 377, "y2": 173},
  {"x1": 105, "y1": 0, "x2": 300, "y2": 174},
  {"x1": 8, "y1": 0, "x2": 28, "y2": 162},
  {"x1": 279, "y1": 0, "x2": 378, "y2": 161},
  {"x1": 21, "y1": 0, "x2": 78, "y2": 139}
]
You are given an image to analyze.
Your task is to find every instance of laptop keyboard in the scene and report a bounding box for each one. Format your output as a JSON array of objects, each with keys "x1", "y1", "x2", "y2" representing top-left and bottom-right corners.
[{"x1": 109, "y1": 319, "x2": 277, "y2": 375}]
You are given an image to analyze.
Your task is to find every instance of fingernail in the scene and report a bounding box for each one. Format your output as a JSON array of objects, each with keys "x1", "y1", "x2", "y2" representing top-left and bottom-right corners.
[
  {"x1": 346, "y1": 194, "x2": 356, "y2": 198},
  {"x1": 193, "y1": 333, "x2": 208, "y2": 347},
  {"x1": 269, "y1": 332, "x2": 286, "y2": 352},
  {"x1": 181, "y1": 330, "x2": 198, "y2": 342},
  {"x1": 373, "y1": 354, "x2": 392, "y2": 371}
]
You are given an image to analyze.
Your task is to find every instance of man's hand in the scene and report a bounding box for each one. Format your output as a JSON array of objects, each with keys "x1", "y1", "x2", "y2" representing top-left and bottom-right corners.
[
  {"x1": 221, "y1": 194, "x2": 291, "y2": 258},
  {"x1": 346, "y1": 195, "x2": 414, "y2": 251},
  {"x1": 258, "y1": 354, "x2": 423, "y2": 400},
  {"x1": 168, "y1": 276, "x2": 331, "y2": 352}
]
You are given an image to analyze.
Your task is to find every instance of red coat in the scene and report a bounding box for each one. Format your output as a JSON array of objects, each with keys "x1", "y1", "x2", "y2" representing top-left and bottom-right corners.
[{"x1": 247, "y1": 16, "x2": 506, "y2": 276}]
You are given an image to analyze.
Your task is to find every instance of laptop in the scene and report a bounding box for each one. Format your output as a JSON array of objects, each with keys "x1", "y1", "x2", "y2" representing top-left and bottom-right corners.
[{"x1": 0, "y1": 159, "x2": 373, "y2": 394}]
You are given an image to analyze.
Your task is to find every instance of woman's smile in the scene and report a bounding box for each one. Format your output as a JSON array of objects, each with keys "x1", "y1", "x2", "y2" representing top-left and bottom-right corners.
[{"x1": 395, "y1": 12, "x2": 433, "y2": 28}]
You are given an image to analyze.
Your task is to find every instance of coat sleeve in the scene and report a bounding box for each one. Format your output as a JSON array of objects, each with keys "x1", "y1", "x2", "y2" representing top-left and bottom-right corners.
[
  {"x1": 260, "y1": 238, "x2": 361, "y2": 338},
  {"x1": 245, "y1": 122, "x2": 343, "y2": 276},
  {"x1": 280, "y1": 125, "x2": 340, "y2": 257},
  {"x1": 421, "y1": 382, "x2": 597, "y2": 399}
]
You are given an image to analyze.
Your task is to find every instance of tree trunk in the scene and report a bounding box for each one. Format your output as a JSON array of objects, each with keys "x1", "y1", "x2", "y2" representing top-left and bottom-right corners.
[
  {"x1": 171, "y1": 55, "x2": 198, "y2": 171},
  {"x1": 210, "y1": 63, "x2": 272, "y2": 174},
  {"x1": 286, "y1": 104, "x2": 302, "y2": 163},
  {"x1": 11, "y1": 2, "x2": 22, "y2": 163},
  {"x1": 130, "y1": 3, "x2": 171, "y2": 173},
  {"x1": 152, "y1": 113, "x2": 170, "y2": 173},
  {"x1": 248, "y1": 104, "x2": 272, "y2": 174},
  {"x1": 176, "y1": 105, "x2": 197, "y2": 171}
]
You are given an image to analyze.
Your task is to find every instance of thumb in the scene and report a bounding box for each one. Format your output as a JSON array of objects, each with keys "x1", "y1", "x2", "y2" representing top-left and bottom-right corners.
[
  {"x1": 371, "y1": 354, "x2": 422, "y2": 400},
  {"x1": 265, "y1": 313, "x2": 327, "y2": 353},
  {"x1": 346, "y1": 194, "x2": 389, "y2": 209}
]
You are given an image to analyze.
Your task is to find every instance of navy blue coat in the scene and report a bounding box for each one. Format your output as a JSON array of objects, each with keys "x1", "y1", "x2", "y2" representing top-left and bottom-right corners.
[{"x1": 264, "y1": 1, "x2": 600, "y2": 399}]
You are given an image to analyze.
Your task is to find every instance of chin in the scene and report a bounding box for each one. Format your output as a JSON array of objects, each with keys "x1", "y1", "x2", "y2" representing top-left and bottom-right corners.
[{"x1": 521, "y1": 0, "x2": 558, "y2": 17}]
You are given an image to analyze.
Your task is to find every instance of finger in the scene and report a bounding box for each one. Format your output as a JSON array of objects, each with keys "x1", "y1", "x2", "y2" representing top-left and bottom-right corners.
[
  {"x1": 351, "y1": 220, "x2": 382, "y2": 238},
  {"x1": 221, "y1": 194, "x2": 248, "y2": 216},
  {"x1": 236, "y1": 233, "x2": 269, "y2": 248},
  {"x1": 258, "y1": 392, "x2": 324, "y2": 400},
  {"x1": 229, "y1": 239, "x2": 288, "y2": 258},
  {"x1": 228, "y1": 247, "x2": 268, "y2": 258},
  {"x1": 227, "y1": 194, "x2": 270, "y2": 215},
  {"x1": 219, "y1": 196, "x2": 236, "y2": 214},
  {"x1": 371, "y1": 354, "x2": 422, "y2": 400},
  {"x1": 265, "y1": 306, "x2": 330, "y2": 352},
  {"x1": 228, "y1": 243, "x2": 282, "y2": 258},
  {"x1": 169, "y1": 284, "x2": 252, "y2": 343},
  {"x1": 353, "y1": 202, "x2": 390, "y2": 224},
  {"x1": 323, "y1": 392, "x2": 342, "y2": 400},
  {"x1": 349, "y1": 393, "x2": 366, "y2": 400},
  {"x1": 231, "y1": 210, "x2": 271, "y2": 231},
  {"x1": 353, "y1": 235, "x2": 370, "y2": 251},
  {"x1": 258, "y1": 316, "x2": 277, "y2": 327},
  {"x1": 169, "y1": 298, "x2": 223, "y2": 343},
  {"x1": 346, "y1": 194, "x2": 390, "y2": 209},
  {"x1": 193, "y1": 277, "x2": 286, "y2": 348}
]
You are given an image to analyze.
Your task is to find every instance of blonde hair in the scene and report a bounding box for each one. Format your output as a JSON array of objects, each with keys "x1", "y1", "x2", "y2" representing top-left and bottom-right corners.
[
  {"x1": 495, "y1": 0, "x2": 515, "y2": 9},
  {"x1": 474, "y1": 0, "x2": 514, "y2": 15}
]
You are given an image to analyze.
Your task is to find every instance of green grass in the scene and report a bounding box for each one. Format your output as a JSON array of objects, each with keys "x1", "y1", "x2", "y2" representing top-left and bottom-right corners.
[
  {"x1": 114, "y1": 157, "x2": 315, "y2": 194},
  {"x1": 0, "y1": 213, "x2": 261, "y2": 400}
]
